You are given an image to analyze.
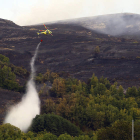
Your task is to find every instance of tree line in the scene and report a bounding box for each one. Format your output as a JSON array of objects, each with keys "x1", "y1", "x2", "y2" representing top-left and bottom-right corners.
[
  {"x1": 1, "y1": 53, "x2": 140, "y2": 139},
  {"x1": 36, "y1": 71, "x2": 140, "y2": 139},
  {"x1": 0, "y1": 54, "x2": 28, "y2": 92}
]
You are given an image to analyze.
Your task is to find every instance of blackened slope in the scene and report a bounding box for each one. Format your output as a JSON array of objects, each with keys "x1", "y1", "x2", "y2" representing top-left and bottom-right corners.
[
  {"x1": 0, "y1": 18, "x2": 21, "y2": 28},
  {"x1": 49, "y1": 13, "x2": 140, "y2": 38},
  {"x1": 0, "y1": 19, "x2": 140, "y2": 88},
  {"x1": 0, "y1": 88, "x2": 22, "y2": 124},
  {"x1": 0, "y1": 18, "x2": 38, "y2": 40}
]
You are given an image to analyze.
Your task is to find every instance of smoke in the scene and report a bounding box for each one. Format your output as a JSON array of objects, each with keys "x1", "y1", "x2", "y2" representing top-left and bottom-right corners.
[
  {"x1": 12, "y1": 0, "x2": 140, "y2": 26},
  {"x1": 4, "y1": 42, "x2": 41, "y2": 132},
  {"x1": 83, "y1": 13, "x2": 140, "y2": 36}
]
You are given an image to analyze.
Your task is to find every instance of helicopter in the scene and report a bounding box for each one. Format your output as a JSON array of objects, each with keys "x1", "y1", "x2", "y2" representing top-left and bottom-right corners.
[{"x1": 37, "y1": 24, "x2": 56, "y2": 36}]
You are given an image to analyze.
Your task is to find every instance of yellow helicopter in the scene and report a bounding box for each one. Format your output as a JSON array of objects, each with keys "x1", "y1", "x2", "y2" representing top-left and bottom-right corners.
[{"x1": 37, "y1": 24, "x2": 56, "y2": 36}]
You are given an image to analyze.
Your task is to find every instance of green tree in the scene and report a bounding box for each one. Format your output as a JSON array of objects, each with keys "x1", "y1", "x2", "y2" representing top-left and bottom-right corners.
[
  {"x1": 51, "y1": 78, "x2": 66, "y2": 97},
  {"x1": 104, "y1": 104, "x2": 119, "y2": 126},
  {"x1": 77, "y1": 80, "x2": 83, "y2": 92},
  {"x1": 99, "y1": 76, "x2": 111, "y2": 89},
  {"x1": 126, "y1": 86, "x2": 138, "y2": 97},
  {"x1": 0, "y1": 65, "x2": 21, "y2": 91},
  {"x1": 1, "y1": 65, "x2": 16, "y2": 81},
  {"x1": 88, "y1": 74, "x2": 99, "y2": 93},
  {"x1": 0, "y1": 54, "x2": 9, "y2": 63},
  {"x1": 42, "y1": 132, "x2": 57, "y2": 140},
  {"x1": 110, "y1": 82, "x2": 117, "y2": 96},
  {"x1": 97, "y1": 120, "x2": 131, "y2": 140},
  {"x1": 42, "y1": 99, "x2": 56, "y2": 114},
  {"x1": 90, "y1": 85, "x2": 94, "y2": 95},
  {"x1": 65, "y1": 78, "x2": 78, "y2": 93},
  {"x1": 43, "y1": 69, "x2": 51, "y2": 81},
  {"x1": 94, "y1": 83, "x2": 107, "y2": 95},
  {"x1": 0, "y1": 123, "x2": 22, "y2": 140},
  {"x1": 117, "y1": 85, "x2": 124, "y2": 97},
  {"x1": 36, "y1": 73, "x2": 44, "y2": 83},
  {"x1": 31, "y1": 115, "x2": 44, "y2": 132},
  {"x1": 137, "y1": 87, "x2": 140, "y2": 97},
  {"x1": 57, "y1": 133, "x2": 72, "y2": 140},
  {"x1": 73, "y1": 135, "x2": 91, "y2": 140},
  {"x1": 20, "y1": 131, "x2": 35, "y2": 140},
  {"x1": 50, "y1": 72, "x2": 59, "y2": 83},
  {"x1": 56, "y1": 98, "x2": 70, "y2": 119},
  {"x1": 85, "y1": 102, "x2": 105, "y2": 130},
  {"x1": 30, "y1": 114, "x2": 81, "y2": 137},
  {"x1": 0, "y1": 66, "x2": 3, "y2": 86}
]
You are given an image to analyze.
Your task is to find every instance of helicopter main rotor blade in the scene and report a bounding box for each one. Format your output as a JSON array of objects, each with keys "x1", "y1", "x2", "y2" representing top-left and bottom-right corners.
[
  {"x1": 43, "y1": 23, "x2": 47, "y2": 29},
  {"x1": 50, "y1": 28, "x2": 57, "y2": 30}
]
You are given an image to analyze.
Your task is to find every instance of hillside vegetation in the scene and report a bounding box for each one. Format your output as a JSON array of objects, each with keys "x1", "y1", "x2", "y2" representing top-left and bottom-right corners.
[
  {"x1": 1, "y1": 14, "x2": 140, "y2": 139},
  {"x1": 0, "y1": 54, "x2": 140, "y2": 139},
  {"x1": 0, "y1": 54, "x2": 28, "y2": 92}
]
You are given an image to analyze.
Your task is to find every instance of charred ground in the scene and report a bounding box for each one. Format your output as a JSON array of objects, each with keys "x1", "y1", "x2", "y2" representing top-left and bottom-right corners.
[
  {"x1": 1, "y1": 15, "x2": 140, "y2": 88},
  {"x1": 0, "y1": 15, "x2": 140, "y2": 121},
  {"x1": 1, "y1": 13, "x2": 140, "y2": 124}
]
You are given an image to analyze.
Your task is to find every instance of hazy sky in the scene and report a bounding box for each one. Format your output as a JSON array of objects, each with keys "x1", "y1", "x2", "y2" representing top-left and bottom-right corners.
[{"x1": 0, "y1": 0, "x2": 140, "y2": 26}]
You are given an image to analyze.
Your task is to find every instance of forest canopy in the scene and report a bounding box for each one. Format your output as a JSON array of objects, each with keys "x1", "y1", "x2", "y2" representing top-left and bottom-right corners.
[{"x1": 0, "y1": 54, "x2": 140, "y2": 139}]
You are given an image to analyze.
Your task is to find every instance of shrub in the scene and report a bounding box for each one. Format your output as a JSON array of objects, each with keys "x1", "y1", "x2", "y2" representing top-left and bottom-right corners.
[
  {"x1": 0, "y1": 54, "x2": 9, "y2": 63},
  {"x1": 30, "y1": 114, "x2": 81, "y2": 137},
  {"x1": 0, "y1": 123, "x2": 21, "y2": 140}
]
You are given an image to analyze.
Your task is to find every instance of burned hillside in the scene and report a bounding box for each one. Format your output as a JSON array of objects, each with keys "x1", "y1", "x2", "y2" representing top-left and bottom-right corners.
[{"x1": 0, "y1": 14, "x2": 140, "y2": 88}]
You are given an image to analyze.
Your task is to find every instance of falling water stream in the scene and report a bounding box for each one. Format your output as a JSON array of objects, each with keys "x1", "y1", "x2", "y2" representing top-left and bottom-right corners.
[{"x1": 4, "y1": 42, "x2": 41, "y2": 132}]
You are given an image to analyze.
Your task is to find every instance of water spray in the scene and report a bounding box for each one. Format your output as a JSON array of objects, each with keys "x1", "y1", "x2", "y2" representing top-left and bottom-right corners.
[{"x1": 4, "y1": 42, "x2": 42, "y2": 132}]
